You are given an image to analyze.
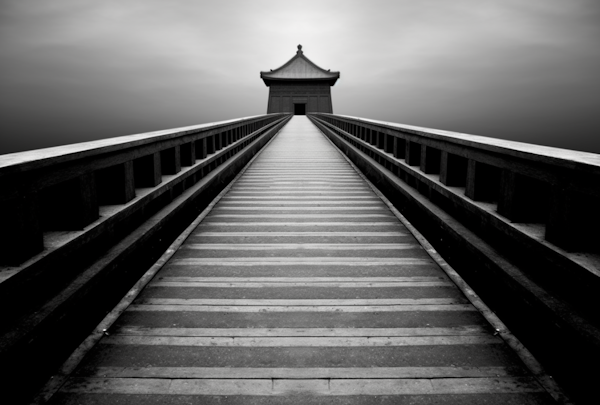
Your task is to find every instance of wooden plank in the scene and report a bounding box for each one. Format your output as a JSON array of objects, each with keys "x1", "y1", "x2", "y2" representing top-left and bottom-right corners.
[
  {"x1": 235, "y1": 182, "x2": 366, "y2": 185},
  {"x1": 87, "y1": 366, "x2": 513, "y2": 379},
  {"x1": 101, "y1": 335, "x2": 499, "y2": 346},
  {"x1": 232, "y1": 187, "x2": 371, "y2": 190},
  {"x1": 238, "y1": 176, "x2": 361, "y2": 178},
  {"x1": 127, "y1": 304, "x2": 472, "y2": 311},
  {"x1": 194, "y1": 232, "x2": 406, "y2": 236},
  {"x1": 60, "y1": 378, "x2": 173, "y2": 395},
  {"x1": 183, "y1": 243, "x2": 415, "y2": 250},
  {"x1": 112, "y1": 326, "x2": 489, "y2": 337},
  {"x1": 207, "y1": 214, "x2": 395, "y2": 218},
  {"x1": 215, "y1": 206, "x2": 385, "y2": 210},
  {"x1": 330, "y1": 377, "x2": 544, "y2": 395},
  {"x1": 134, "y1": 298, "x2": 459, "y2": 306},
  {"x1": 217, "y1": 201, "x2": 382, "y2": 205},
  {"x1": 59, "y1": 377, "x2": 543, "y2": 395},
  {"x1": 226, "y1": 191, "x2": 373, "y2": 194},
  {"x1": 151, "y1": 277, "x2": 444, "y2": 283},
  {"x1": 147, "y1": 281, "x2": 452, "y2": 288},
  {"x1": 222, "y1": 195, "x2": 377, "y2": 198},
  {"x1": 197, "y1": 222, "x2": 400, "y2": 226},
  {"x1": 171, "y1": 258, "x2": 431, "y2": 265}
]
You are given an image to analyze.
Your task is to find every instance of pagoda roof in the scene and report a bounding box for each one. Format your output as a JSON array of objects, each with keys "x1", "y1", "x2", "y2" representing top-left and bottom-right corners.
[{"x1": 261, "y1": 45, "x2": 339, "y2": 86}]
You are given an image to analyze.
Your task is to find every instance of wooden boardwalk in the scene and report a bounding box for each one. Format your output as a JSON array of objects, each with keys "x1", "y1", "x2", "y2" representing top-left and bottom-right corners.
[{"x1": 49, "y1": 117, "x2": 556, "y2": 404}]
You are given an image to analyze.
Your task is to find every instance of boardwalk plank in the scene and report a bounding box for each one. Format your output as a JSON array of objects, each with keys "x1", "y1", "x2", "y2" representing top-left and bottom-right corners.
[{"x1": 51, "y1": 116, "x2": 555, "y2": 404}]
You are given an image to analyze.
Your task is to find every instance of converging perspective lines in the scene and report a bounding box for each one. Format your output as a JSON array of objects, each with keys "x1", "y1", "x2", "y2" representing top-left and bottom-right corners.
[{"x1": 51, "y1": 117, "x2": 556, "y2": 404}]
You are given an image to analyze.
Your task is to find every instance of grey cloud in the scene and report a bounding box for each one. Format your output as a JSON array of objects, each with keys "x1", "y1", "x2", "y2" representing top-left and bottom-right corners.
[{"x1": 1, "y1": 0, "x2": 599, "y2": 154}]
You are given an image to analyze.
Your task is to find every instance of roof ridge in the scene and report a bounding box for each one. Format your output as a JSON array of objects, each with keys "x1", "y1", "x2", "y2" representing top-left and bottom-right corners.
[{"x1": 260, "y1": 45, "x2": 340, "y2": 85}]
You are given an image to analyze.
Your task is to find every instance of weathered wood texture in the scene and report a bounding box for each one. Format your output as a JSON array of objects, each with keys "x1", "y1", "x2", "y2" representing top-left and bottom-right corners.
[
  {"x1": 49, "y1": 117, "x2": 556, "y2": 404},
  {"x1": 0, "y1": 114, "x2": 287, "y2": 266},
  {"x1": 0, "y1": 114, "x2": 291, "y2": 405},
  {"x1": 311, "y1": 113, "x2": 600, "y2": 252},
  {"x1": 310, "y1": 113, "x2": 599, "y2": 404}
]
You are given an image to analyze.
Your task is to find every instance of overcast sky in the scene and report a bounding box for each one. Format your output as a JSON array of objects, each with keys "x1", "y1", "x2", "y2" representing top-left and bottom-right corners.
[{"x1": 1, "y1": 0, "x2": 599, "y2": 155}]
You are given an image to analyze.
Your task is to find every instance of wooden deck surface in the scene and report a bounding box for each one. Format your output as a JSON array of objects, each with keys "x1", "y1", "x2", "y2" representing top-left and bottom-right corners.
[{"x1": 49, "y1": 116, "x2": 556, "y2": 404}]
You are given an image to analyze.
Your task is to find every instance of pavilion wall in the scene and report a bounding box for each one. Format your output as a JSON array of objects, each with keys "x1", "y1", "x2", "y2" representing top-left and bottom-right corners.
[{"x1": 267, "y1": 81, "x2": 333, "y2": 114}]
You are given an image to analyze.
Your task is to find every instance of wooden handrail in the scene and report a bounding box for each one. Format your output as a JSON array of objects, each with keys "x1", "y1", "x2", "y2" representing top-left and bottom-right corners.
[
  {"x1": 310, "y1": 112, "x2": 600, "y2": 252},
  {"x1": 0, "y1": 113, "x2": 289, "y2": 265}
]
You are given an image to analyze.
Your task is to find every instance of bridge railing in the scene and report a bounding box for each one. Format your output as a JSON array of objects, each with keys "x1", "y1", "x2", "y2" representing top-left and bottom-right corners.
[
  {"x1": 0, "y1": 113, "x2": 288, "y2": 267},
  {"x1": 0, "y1": 113, "x2": 291, "y2": 398},
  {"x1": 309, "y1": 112, "x2": 600, "y2": 397},
  {"x1": 310, "y1": 113, "x2": 600, "y2": 253}
]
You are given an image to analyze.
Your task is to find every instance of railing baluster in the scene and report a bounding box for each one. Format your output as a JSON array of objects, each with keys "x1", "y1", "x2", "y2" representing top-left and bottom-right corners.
[
  {"x1": 180, "y1": 142, "x2": 196, "y2": 167},
  {"x1": 420, "y1": 146, "x2": 441, "y2": 174},
  {"x1": 215, "y1": 132, "x2": 223, "y2": 150},
  {"x1": 134, "y1": 153, "x2": 162, "y2": 187},
  {"x1": 195, "y1": 138, "x2": 207, "y2": 159},
  {"x1": 393, "y1": 137, "x2": 406, "y2": 159},
  {"x1": 439, "y1": 151, "x2": 467, "y2": 187},
  {"x1": 377, "y1": 131, "x2": 385, "y2": 149},
  {"x1": 497, "y1": 170, "x2": 548, "y2": 223},
  {"x1": 546, "y1": 186, "x2": 599, "y2": 251},
  {"x1": 207, "y1": 135, "x2": 216, "y2": 154},
  {"x1": 0, "y1": 194, "x2": 43, "y2": 265},
  {"x1": 41, "y1": 173, "x2": 98, "y2": 230},
  {"x1": 160, "y1": 146, "x2": 181, "y2": 175},
  {"x1": 405, "y1": 141, "x2": 421, "y2": 166},
  {"x1": 465, "y1": 160, "x2": 499, "y2": 202},
  {"x1": 96, "y1": 161, "x2": 136, "y2": 204}
]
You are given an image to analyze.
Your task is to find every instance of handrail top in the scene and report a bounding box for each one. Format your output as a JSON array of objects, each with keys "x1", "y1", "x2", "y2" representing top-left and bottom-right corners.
[
  {"x1": 315, "y1": 113, "x2": 600, "y2": 171},
  {"x1": 0, "y1": 113, "x2": 287, "y2": 174}
]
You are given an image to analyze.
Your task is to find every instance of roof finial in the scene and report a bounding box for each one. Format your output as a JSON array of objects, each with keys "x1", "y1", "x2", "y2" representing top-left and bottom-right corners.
[{"x1": 297, "y1": 44, "x2": 303, "y2": 54}]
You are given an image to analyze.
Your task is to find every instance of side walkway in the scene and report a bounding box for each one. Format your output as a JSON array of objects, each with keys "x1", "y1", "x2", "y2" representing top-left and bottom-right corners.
[{"x1": 49, "y1": 116, "x2": 556, "y2": 404}]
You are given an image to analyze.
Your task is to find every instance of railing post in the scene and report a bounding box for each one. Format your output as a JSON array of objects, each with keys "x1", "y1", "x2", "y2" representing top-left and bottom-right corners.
[
  {"x1": 0, "y1": 194, "x2": 43, "y2": 265},
  {"x1": 134, "y1": 153, "x2": 162, "y2": 187},
  {"x1": 222, "y1": 131, "x2": 229, "y2": 148},
  {"x1": 420, "y1": 146, "x2": 441, "y2": 174},
  {"x1": 465, "y1": 160, "x2": 499, "y2": 202},
  {"x1": 367, "y1": 128, "x2": 375, "y2": 145},
  {"x1": 497, "y1": 170, "x2": 548, "y2": 223},
  {"x1": 196, "y1": 138, "x2": 208, "y2": 159},
  {"x1": 41, "y1": 173, "x2": 98, "y2": 230},
  {"x1": 180, "y1": 142, "x2": 196, "y2": 167},
  {"x1": 161, "y1": 146, "x2": 181, "y2": 174},
  {"x1": 206, "y1": 135, "x2": 215, "y2": 154},
  {"x1": 405, "y1": 141, "x2": 421, "y2": 166},
  {"x1": 377, "y1": 132, "x2": 385, "y2": 149},
  {"x1": 546, "y1": 186, "x2": 599, "y2": 251},
  {"x1": 393, "y1": 137, "x2": 406, "y2": 159},
  {"x1": 384, "y1": 134, "x2": 394, "y2": 153},
  {"x1": 439, "y1": 151, "x2": 467, "y2": 187},
  {"x1": 96, "y1": 161, "x2": 136, "y2": 204}
]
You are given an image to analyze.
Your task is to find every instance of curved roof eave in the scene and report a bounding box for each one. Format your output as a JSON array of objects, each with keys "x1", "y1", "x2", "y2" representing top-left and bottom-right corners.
[
  {"x1": 261, "y1": 75, "x2": 339, "y2": 87},
  {"x1": 260, "y1": 45, "x2": 340, "y2": 82}
]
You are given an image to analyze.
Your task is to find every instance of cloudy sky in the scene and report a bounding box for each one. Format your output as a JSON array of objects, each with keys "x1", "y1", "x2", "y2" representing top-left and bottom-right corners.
[{"x1": 1, "y1": 0, "x2": 599, "y2": 155}]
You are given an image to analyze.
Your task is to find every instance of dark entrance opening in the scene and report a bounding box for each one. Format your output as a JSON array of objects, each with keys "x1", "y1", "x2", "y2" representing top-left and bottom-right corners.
[{"x1": 294, "y1": 103, "x2": 306, "y2": 115}]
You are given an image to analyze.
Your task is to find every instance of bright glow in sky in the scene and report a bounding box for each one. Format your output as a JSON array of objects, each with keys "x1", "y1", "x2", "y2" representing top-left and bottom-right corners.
[{"x1": 1, "y1": 0, "x2": 599, "y2": 154}]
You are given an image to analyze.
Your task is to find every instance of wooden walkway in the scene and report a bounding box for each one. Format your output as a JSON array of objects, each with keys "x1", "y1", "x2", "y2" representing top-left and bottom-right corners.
[{"x1": 49, "y1": 117, "x2": 556, "y2": 404}]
